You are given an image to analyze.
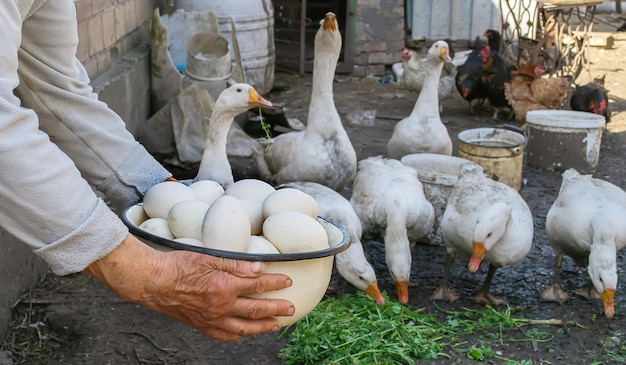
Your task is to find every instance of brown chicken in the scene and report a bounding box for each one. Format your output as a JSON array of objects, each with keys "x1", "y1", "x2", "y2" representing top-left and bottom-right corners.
[{"x1": 504, "y1": 63, "x2": 571, "y2": 123}]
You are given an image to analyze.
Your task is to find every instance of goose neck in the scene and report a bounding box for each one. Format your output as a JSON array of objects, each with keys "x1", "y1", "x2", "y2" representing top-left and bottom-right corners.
[{"x1": 205, "y1": 106, "x2": 239, "y2": 149}]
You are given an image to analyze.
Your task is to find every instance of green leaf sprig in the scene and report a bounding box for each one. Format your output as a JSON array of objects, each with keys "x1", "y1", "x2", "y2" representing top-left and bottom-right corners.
[{"x1": 258, "y1": 106, "x2": 272, "y2": 151}]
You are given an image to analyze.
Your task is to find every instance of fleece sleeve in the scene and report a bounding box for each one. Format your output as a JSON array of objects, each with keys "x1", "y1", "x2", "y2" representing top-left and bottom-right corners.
[{"x1": 0, "y1": 1, "x2": 170, "y2": 275}]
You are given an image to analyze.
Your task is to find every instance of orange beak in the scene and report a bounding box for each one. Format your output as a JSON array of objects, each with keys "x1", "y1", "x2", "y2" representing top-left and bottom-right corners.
[
  {"x1": 248, "y1": 88, "x2": 273, "y2": 107},
  {"x1": 602, "y1": 288, "x2": 616, "y2": 318},
  {"x1": 323, "y1": 12, "x2": 337, "y2": 31},
  {"x1": 439, "y1": 46, "x2": 451, "y2": 62},
  {"x1": 468, "y1": 242, "x2": 486, "y2": 273},
  {"x1": 396, "y1": 280, "x2": 409, "y2": 304},
  {"x1": 364, "y1": 280, "x2": 385, "y2": 305}
]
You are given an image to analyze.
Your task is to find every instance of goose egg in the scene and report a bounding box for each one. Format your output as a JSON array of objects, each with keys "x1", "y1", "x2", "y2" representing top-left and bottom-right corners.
[
  {"x1": 262, "y1": 188, "x2": 318, "y2": 219},
  {"x1": 226, "y1": 179, "x2": 276, "y2": 203},
  {"x1": 247, "y1": 236, "x2": 280, "y2": 254},
  {"x1": 201, "y1": 195, "x2": 251, "y2": 252},
  {"x1": 143, "y1": 181, "x2": 196, "y2": 219},
  {"x1": 238, "y1": 199, "x2": 264, "y2": 235},
  {"x1": 189, "y1": 180, "x2": 225, "y2": 205},
  {"x1": 262, "y1": 211, "x2": 329, "y2": 253},
  {"x1": 139, "y1": 217, "x2": 175, "y2": 239},
  {"x1": 168, "y1": 200, "x2": 211, "y2": 240}
]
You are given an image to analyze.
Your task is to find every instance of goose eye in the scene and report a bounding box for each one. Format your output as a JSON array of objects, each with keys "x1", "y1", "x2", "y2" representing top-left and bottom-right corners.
[{"x1": 236, "y1": 88, "x2": 242, "y2": 93}]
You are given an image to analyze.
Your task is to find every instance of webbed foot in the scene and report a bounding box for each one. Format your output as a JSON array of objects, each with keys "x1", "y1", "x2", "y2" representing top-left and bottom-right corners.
[
  {"x1": 431, "y1": 283, "x2": 460, "y2": 303},
  {"x1": 474, "y1": 291, "x2": 507, "y2": 306},
  {"x1": 540, "y1": 283, "x2": 569, "y2": 304}
]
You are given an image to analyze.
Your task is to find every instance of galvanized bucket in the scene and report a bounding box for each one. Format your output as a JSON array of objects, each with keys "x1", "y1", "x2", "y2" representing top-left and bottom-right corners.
[{"x1": 457, "y1": 126, "x2": 527, "y2": 191}]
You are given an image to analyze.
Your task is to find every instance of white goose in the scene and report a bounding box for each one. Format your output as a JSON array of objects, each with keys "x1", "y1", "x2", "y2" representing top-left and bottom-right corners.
[
  {"x1": 350, "y1": 156, "x2": 435, "y2": 304},
  {"x1": 195, "y1": 83, "x2": 272, "y2": 189},
  {"x1": 387, "y1": 40, "x2": 453, "y2": 159},
  {"x1": 541, "y1": 168, "x2": 626, "y2": 318},
  {"x1": 255, "y1": 12, "x2": 357, "y2": 192},
  {"x1": 278, "y1": 181, "x2": 385, "y2": 305},
  {"x1": 433, "y1": 164, "x2": 533, "y2": 305}
]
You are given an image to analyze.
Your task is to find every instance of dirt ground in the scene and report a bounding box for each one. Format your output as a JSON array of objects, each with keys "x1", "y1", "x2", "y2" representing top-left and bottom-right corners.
[{"x1": 3, "y1": 11, "x2": 626, "y2": 365}]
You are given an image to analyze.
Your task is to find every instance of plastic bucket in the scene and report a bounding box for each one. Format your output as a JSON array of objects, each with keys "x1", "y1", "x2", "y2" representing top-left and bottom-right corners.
[
  {"x1": 525, "y1": 110, "x2": 605, "y2": 173},
  {"x1": 400, "y1": 153, "x2": 482, "y2": 245},
  {"x1": 185, "y1": 33, "x2": 232, "y2": 80},
  {"x1": 174, "y1": 0, "x2": 275, "y2": 94},
  {"x1": 457, "y1": 126, "x2": 526, "y2": 191}
]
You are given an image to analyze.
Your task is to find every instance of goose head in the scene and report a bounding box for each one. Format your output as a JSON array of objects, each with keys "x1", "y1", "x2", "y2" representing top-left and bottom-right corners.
[
  {"x1": 428, "y1": 40, "x2": 452, "y2": 64},
  {"x1": 214, "y1": 83, "x2": 273, "y2": 116},
  {"x1": 588, "y1": 232, "x2": 619, "y2": 318},
  {"x1": 316, "y1": 12, "x2": 342, "y2": 58},
  {"x1": 335, "y1": 241, "x2": 385, "y2": 305},
  {"x1": 468, "y1": 202, "x2": 512, "y2": 273}
]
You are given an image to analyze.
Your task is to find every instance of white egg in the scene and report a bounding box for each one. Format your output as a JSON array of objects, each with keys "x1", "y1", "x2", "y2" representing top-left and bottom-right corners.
[
  {"x1": 143, "y1": 181, "x2": 196, "y2": 219},
  {"x1": 262, "y1": 188, "x2": 319, "y2": 219},
  {"x1": 238, "y1": 199, "x2": 264, "y2": 235},
  {"x1": 174, "y1": 237, "x2": 204, "y2": 247},
  {"x1": 139, "y1": 217, "x2": 175, "y2": 239},
  {"x1": 189, "y1": 180, "x2": 225, "y2": 205},
  {"x1": 247, "y1": 236, "x2": 280, "y2": 254},
  {"x1": 168, "y1": 200, "x2": 211, "y2": 240},
  {"x1": 226, "y1": 179, "x2": 276, "y2": 203},
  {"x1": 201, "y1": 195, "x2": 251, "y2": 252},
  {"x1": 262, "y1": 211, "x2": 329, "y2": 253},
  {"x1": 125, "y1": 204, "x2": 148, "y2": 227}
]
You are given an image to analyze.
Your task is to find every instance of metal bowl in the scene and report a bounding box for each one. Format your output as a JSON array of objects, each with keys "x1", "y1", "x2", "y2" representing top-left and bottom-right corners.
[{"x1": 121, "y1": 203, "x2": 350, "y2": 325}]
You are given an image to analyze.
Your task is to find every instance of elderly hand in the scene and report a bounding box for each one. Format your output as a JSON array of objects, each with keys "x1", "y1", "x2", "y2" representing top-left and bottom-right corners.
[{"x1": 84, "y1": 234, "x2": 294, "y2": 341}]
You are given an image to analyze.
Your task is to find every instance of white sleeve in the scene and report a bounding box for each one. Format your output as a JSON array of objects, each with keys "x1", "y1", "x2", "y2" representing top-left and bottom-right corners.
[{"x1": 0, "y1": 1, "x2": 169, "y2": 275}]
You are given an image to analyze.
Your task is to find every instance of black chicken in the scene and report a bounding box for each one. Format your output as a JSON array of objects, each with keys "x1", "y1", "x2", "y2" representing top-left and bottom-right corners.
[
  {"x1": 480, "y1": 44, "x2": 516, "y2": 119},
  {"x1": 570, "y1": 75, "x2": 610, "y2": 122},
  {"x1": 455, "y1": 36, "x2": 489, "y2": 113},
  {"x1": 484, "y1": 29, "x2": 503, "y2": 52},
  {"x1": 484, "y1": 29, "x2": 518, "y2": 66}
]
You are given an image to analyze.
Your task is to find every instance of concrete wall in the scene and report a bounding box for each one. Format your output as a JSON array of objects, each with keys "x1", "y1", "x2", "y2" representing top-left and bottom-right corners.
[{"x1": 0, "y1": 0, "x2": 159, "y2": 338}]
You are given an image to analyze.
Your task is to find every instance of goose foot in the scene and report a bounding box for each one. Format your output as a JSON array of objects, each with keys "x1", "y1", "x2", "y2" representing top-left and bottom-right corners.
[
  {"x1": 574, "y1": 283, "x2": 601, "y2": 300},
  {"x1": 540, "y1": 283, "x2": 569, "y2": 304},
  {"x1": 474, "y1": 291, "x2": 507, "y2": 306},
  {"x1": 431, "y1": 283, "x2": 460, "y2": 303}
]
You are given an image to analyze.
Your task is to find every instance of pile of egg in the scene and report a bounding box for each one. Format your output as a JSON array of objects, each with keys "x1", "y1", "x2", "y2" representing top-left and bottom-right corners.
[{"x1": 127, "y1": 179, "x2": 331, "y2": 254}]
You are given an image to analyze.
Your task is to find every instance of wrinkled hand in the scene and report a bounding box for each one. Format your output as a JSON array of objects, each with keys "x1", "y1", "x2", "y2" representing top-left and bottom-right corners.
[{"x1": 85, "y1": 234, "x2": 294, "y2": 341}]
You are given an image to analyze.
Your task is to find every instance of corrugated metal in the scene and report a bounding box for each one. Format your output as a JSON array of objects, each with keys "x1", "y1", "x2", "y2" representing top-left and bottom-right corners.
[{"x1": 409, "y1": 0, "x2": 537, "y2": 43}]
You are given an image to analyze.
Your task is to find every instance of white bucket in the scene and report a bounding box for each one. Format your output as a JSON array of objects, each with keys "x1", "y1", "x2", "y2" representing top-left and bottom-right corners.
[
  {"x1": 525, "y1": 110, "x2": 606, "y2": 173},
  {"x1": 400, "y1": 153, "x2": 482, "y2": 245},
  {"x1": 174, "y1": 0, "x2": 275, "y2": 94},
  {"x1": 185, "y1": 33, "x2": 232, "y2": 80}
]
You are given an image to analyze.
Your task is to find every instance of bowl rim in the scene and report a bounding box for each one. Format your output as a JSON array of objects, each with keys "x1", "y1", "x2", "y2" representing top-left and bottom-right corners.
[{"x1": 121, "y1": 203, "x2": 350, "y2": 262}]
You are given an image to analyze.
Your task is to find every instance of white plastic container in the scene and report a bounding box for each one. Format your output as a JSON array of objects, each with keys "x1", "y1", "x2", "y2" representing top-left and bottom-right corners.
[{"x1": 525, "y1": 110, "x2": 606, "y2": 173}]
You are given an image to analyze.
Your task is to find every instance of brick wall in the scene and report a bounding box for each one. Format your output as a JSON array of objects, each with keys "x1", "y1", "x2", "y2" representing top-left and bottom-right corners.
[
  {"x1": 352, "y1": 0, "x2": 405, "y2": 76},
  {"x1": 74, "y1": 0, "x2": 158, "y2": 79}
]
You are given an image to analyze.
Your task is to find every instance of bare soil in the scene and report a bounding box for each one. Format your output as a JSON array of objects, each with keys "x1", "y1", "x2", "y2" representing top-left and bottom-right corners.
[{"x1": 3, "y1": 14, "x2": 626, "y2": 365}]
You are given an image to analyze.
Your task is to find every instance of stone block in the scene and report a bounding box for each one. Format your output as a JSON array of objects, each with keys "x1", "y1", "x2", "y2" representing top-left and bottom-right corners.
[
  {"x1": 101, "y1": 9, "x2": 116, "y2": 48},
  {"x1": 88, "y1": 15, "x2": 105, "y2": 56},
  {"x1": 75, "y1": 0, "x2": 92, "y2": 22}
]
